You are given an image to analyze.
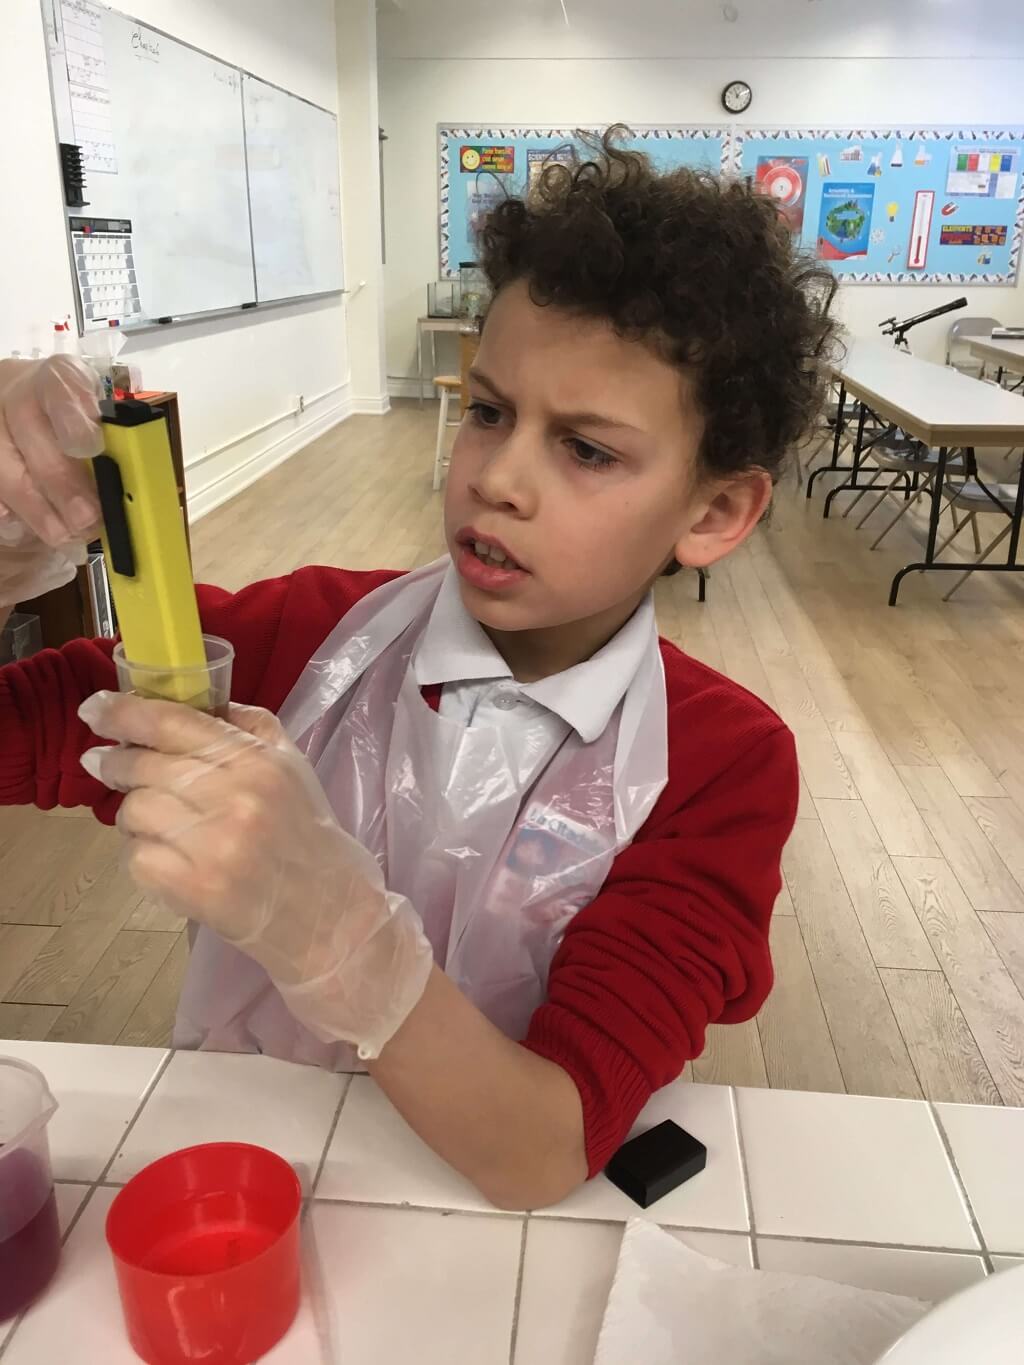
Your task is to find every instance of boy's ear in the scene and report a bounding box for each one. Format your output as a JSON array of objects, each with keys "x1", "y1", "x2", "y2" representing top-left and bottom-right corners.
[{"x1": 672, "y1": 470, "x2": 773, "y2": 571}]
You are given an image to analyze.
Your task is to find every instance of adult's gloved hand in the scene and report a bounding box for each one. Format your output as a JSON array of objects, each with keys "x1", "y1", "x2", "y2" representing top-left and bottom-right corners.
[
  {"x1": 77, "y1": 691, "x2": 435, "y2": 1060},
  {"x1": 0, "y1": 356, "x2": 103, "y2": 607}
]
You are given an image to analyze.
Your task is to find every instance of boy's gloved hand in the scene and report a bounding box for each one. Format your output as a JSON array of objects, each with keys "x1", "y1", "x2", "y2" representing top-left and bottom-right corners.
[
  {"x1": 0, "y1": 517, "x2": 89, "y2": 607},
  {"x1": 77, "y1": 691, "x2": 435, "y2": 1059},
  {"x1": 0, "y1": 356, "x2": 103, "y2": 606}
]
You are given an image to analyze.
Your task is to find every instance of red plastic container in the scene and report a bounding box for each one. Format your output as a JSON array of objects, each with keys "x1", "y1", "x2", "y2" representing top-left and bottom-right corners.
[{"x1": 105, "y1": 1143, "x2": 301, "y2": 1365}]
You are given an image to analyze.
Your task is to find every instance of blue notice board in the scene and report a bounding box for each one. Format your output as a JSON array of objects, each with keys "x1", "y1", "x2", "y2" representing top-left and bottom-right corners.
[
  {"x1": 438, "y1": 126, "x2": 728, "y2": 278},
  {"x1": 736, "y1": 128, "x2": 1024, "y2": 285}
]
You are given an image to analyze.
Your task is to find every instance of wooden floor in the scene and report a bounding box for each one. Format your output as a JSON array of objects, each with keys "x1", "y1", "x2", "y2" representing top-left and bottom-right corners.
[{"x1": 3, "y1": 401, "x2": 1024, "y2": 1108}]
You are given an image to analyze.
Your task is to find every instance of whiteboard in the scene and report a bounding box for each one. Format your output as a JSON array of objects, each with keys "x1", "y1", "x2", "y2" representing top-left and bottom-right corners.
[
  {"x1": 243, "y1": 76, "x2": 344, "y2": 302},
  {"x1": 46, "y1": 0, "x2": 343, "y2": 325},
  {"x1": 100, "y1": 8, "x2": 255, "y2": 317}
]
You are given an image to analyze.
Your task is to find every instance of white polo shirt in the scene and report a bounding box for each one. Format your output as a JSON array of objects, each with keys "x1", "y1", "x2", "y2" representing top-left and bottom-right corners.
[{"x1": 412, "y1": 569, "x2": 656, "y2": 787}]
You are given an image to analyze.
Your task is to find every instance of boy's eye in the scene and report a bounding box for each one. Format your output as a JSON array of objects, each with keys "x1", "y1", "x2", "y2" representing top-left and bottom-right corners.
[
  {"x1": 567, "y1": 438, "x2": 618, "y2": 472},
  {"x1": 467, "y1": 401, "x2": 503, "y2": 428}
]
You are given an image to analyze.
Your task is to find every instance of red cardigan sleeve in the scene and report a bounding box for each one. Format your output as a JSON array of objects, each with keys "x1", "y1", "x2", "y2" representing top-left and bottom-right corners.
[
  {"x1": 523, "y1": 655, "x2": 798, "y2": 1176},
  {"x1": 0, "y1": 566, "x2": 398, "y2": 822}
]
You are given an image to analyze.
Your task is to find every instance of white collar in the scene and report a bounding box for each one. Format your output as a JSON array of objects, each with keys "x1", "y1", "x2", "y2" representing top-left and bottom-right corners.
[{"x1": 412, "y1": 565, "x2": 657, "y2": 743}]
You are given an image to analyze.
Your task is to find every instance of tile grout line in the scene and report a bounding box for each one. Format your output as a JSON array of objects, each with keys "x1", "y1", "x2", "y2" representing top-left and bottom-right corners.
[
  {"x1": 506, "y1": 1217, "x2": 530, "y2": 1365},
  {"x1": 926, "y1": 1101, "x2": 994, "y2": 1274},
  {"x1": 95, "y1": 1047, "x2": 176, "y2": 1187},
  {"x1": 744, "y1": 1231, "x2": 988, "y2": 1257},
  {"x1": 239, "y1": 1191, "x2": 990, "y2": 1259},
  {"x1": 57, "y1": 1182, "x2": 100, "y2": 1251},
  {"x1": 729, "y1": 1087, "x2": 759, "y2": 1268},
  {"x1": 310, "y1": 1073, "x2": 353, "y2": 1198},
  {"x1": 300, "y1": 1194, "x2": 526, "y2": 1222},
  {"x1": 0, "y1": 1318, "x2": 17, "y2": 1361}
]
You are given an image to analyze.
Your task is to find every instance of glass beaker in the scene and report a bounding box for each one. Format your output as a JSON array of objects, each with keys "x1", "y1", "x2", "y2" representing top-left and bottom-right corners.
[{"x1": 0, "y1": 1057, "x2": 61, "y2": 1321}]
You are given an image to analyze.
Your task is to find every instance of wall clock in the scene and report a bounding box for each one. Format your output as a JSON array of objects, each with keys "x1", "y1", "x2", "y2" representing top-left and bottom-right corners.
[{"x1": 721, "y1": 80, "x2": 752, "y2": 114}]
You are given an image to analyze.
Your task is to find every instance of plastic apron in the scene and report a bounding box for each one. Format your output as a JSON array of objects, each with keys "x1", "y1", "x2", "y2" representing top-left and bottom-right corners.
[{"x1": 173, "y1": 557, "x2": 669, "y2": 1069}]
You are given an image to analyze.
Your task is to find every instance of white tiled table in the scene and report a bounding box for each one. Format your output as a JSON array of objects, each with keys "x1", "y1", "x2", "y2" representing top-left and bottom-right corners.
[{"x1": 1, "y1": 1041, "x2": 1021, "y2": 1364}]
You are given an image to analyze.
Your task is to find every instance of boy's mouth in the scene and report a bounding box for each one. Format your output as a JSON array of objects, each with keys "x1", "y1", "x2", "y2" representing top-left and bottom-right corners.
[
  {"x1": 454, "y1": 528, "x2": 529, "y2": 592},
  {"x1": 456, "y1": 528, "x2": 526, "y2": 572}
]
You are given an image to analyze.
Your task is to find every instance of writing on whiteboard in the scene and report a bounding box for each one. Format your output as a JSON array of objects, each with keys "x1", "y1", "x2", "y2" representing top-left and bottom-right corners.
[{"x1": 130, "y1": 27, "x2": 161, "y2": 61}]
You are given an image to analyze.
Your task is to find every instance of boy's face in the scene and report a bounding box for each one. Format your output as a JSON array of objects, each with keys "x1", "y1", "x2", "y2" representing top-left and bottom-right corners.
[{"x1": 444, "y1": 280, "x2": 769, "y2": 640}]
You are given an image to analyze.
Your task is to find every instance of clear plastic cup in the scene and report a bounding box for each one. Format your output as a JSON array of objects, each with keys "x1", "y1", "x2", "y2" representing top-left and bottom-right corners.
[
  {"x1": 105, "y1": 1142, "x2": 302, "y2": 1365},
  {"x1": 0, "y1": 1058, "x2": 61, "y2": 1321},
  {"x1": 113, "y1": 634, "x2": 234, "y2": 717}
]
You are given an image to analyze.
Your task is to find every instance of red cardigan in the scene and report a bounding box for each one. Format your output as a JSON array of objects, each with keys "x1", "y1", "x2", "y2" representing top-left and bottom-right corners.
[{"x1": 1, "y1": 566, "x2": 797, "y2": 1175}]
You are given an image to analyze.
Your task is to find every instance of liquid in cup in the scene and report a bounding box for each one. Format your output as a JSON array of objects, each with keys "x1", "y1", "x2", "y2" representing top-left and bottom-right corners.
[
  {"x1": 0, "y1": 1059, "x2": 61, "y2": 1320},
  {"x1": 112, "y1": 635, "x2": 234, "y2": 718},
  {"x1": 106, "y1": 1142, "x2": 302, "y2": 1365}
]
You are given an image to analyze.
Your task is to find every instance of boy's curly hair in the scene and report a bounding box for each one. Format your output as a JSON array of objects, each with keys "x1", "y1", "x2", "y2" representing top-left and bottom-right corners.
[{"x1": 478, "y1": 126, "x2": 839, "y2": 484}]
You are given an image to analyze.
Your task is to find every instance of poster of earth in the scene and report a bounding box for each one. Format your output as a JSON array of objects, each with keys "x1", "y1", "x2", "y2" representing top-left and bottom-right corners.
[{"x1": 817, "y1": 181, "x2": 876, "y2": 260}]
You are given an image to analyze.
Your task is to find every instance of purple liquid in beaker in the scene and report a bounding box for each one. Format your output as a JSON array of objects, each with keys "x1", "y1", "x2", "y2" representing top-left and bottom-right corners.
[{"x1": 0, "y1": 1149, "x2": 61, "y2": 1320}]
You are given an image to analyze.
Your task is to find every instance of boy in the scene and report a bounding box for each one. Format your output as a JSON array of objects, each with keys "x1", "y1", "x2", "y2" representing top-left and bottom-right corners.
[{"x1": 0, "y1": 131, "x2": 837, "y2": 1209}]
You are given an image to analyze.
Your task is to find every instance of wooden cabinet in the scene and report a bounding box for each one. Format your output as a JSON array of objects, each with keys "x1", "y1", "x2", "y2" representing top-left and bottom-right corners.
[{"x1": 17, "y1": 391, "x2": 188, "y2": 649}]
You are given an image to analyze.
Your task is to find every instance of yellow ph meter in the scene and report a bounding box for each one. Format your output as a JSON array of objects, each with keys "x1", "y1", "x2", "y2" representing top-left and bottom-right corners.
[{"x1": 93, "y1": 398, "x2": 208, "y2": 705}]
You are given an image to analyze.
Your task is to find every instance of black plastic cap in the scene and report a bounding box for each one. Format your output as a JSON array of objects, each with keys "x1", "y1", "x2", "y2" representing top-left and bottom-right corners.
[
  {"x1": 99, "y1": 397, "x2": 163, "y2": 426},
  {"x1": 604, "y1": 1119, "x2": 708, "y2": 1209}
]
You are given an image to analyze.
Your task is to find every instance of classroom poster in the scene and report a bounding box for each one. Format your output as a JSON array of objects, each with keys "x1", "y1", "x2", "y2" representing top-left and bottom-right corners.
[
  {"x1": 460, "y1": 145, "x2": 515, "y2": 175},
  {"x1": 737, "y1": 127, "x2": 1024, "y2": 283},
  {"x1": 946, "y1": 145, "x2": 1018, "y2": 199},
  {"x1": 939, "y1": 223, "x2": 1008, "y2": 247},
  {"x1": 527, "y1": 145, "x2": 575, "y2": 188},
  {"x1": 754, "y1": 156, "x2": 807, "y2": 235},
  {"x1": 438, "y1": 125, "x2": 728, "y2": 276},
  {"x1": 439, "y1": 126, "x2": 1024, "y2": 284},
  {"x1": 817, "y1": 182, "x2": 875, "y2": 260},
  {"x1": 464, "y1": 176, "x2": 507, "y2": 246}
]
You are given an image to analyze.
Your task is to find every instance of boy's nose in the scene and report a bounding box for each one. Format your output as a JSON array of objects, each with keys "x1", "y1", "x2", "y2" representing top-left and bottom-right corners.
[{"x1": 470, "y1": 435, "x2": 539, "y2": 516}]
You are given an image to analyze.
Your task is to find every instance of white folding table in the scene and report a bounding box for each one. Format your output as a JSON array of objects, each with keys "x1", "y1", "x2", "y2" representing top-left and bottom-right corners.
[
  {"x1": 969, "y1": 334, "x2": 1024, "y2": 386},
  {"x1": 807, "y1": 340, "x2": 1024, "y2": 604}
]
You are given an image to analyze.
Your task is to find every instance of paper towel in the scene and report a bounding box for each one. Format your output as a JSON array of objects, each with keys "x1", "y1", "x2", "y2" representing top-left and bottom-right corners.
[{"x1": 593, "y1": 1220, "x2": 930, "y2": 1365}]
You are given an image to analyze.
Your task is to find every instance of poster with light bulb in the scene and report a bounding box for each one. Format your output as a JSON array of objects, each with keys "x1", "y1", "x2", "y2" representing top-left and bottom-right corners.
[
  {"x1": 438, "y1": 124, "x2": 1024, "y2": 285},
  {"x1": 738, "y1": 127, "x2": 1024, "y2": 284}
]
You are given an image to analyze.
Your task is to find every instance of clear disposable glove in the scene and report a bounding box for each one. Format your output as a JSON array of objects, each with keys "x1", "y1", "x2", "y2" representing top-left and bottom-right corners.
[
  {"x1": 0, "y1": 517, "x2": 88, "y2": 605},
  {"x1": 0, "y1": 356, "x2": 103, "y2": 606},
  {"x1": 76, "y1": 691, "x2": 435, "y2": 1060}
]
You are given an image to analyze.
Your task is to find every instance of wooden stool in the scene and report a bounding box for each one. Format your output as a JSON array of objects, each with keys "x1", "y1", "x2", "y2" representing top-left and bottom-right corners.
[{"x1": 432, "y1": 375, "x2": 462, "y2": 490}]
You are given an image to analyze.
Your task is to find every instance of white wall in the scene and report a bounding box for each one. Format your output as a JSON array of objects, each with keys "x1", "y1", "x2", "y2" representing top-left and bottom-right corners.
[
  {"x1": 378, "y1": 0, "x2": 1024, "y2": 386},
  {"x1": 336, "y1": 0, "x2": 388, "y2": 412},
  {"x1": 1, "y1": 1, "x2": 77, "y2": 361},
  {"x1": 378, "y1": 0, "x2": 1024, "y2": 61},
  {"x1": 1, "y1": 0, "x2": 387, "y2": 524}
]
